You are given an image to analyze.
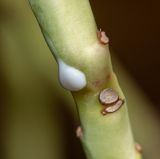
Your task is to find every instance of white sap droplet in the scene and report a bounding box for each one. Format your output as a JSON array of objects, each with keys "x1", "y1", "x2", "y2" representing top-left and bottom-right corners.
[{"x1": 58, "y1": 59, "x2": 87, "y2": 91}]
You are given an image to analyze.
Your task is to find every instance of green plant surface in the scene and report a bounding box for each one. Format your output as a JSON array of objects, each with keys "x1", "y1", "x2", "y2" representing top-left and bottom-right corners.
[
  {"x1": 1, "y1": 1, "x2": 160, "y2": 159},
  {"x1": 28, "y1": 0, "x2": 142, "y2": 159}
]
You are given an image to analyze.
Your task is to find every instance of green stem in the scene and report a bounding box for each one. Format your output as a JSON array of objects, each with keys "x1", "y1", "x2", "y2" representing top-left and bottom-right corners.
[{"x1": 28, "y1": 0, "x2": 142, "y2": 159}]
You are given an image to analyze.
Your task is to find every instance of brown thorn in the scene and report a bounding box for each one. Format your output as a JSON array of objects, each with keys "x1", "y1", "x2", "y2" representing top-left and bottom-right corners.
[
  {"x1": 105, "y1": 99, "x2": 123, "y2": 113},
  {"x1": 101, "y1": 99, "x2": 124, "y2": 115}
]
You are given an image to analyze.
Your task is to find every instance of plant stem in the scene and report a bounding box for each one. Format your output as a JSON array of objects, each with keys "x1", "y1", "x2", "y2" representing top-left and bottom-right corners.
[{"x1": 28, "y1": 0, "x2": 142, "y2": 158}]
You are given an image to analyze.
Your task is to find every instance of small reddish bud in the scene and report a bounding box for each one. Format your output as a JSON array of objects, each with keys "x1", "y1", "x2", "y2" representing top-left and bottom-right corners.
[
  {"x1": 97, "y1": 29, "x2": 109, "y2": 45},
  {"x1": 76, "y1": 126, "x2": 83, "y2": 138},
  {"x1": 135, "y1": 143, "x2": 143, "y2": 154}
]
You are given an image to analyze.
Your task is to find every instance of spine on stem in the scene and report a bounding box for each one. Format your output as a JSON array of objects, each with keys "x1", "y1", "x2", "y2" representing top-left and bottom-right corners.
[{"x1": 28, "y1": 0, "x2": 142, "y2": 159}]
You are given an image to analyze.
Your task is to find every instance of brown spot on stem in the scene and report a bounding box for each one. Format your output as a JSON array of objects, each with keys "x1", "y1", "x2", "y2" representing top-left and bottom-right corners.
[
  {"x1": 99, "y1": 88, "x2": 119, "y2": 105},
  {"x1": 97, "y1": 29, "x2": 109, "y2": 45},
  {"x1": 76, "y1": 126, "x2": 83, "y2": 138},
  {"x1": 135, "y1": 143, "x2": 142, "y2": 154},
  {"x1": 93, "y1": 74, "x2": 112, "y2": 88},
  {"x1": 94, "y1": 80, "x2": 102, "y2": 87},
  {"x1": 106, "y1": 73, "x2": 111, "y2": 81}
]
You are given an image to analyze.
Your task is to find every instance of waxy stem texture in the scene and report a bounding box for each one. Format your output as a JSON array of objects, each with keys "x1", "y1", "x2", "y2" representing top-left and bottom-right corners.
[{"x1": 28, "y1": 0, "x2": 142, "y2": 159}]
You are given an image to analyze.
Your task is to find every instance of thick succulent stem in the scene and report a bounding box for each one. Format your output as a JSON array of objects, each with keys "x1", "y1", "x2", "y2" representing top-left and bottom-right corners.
[{"x1": 28, "y1": 0, "x2": 142, "y2": 159}]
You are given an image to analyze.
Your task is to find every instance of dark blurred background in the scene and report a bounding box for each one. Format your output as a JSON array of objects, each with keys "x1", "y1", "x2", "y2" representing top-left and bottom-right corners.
[
  {"x1": 0, "y1": 0, "x2": 160, "y2": 159},
  {"x1": 90, "y1": 0, "x2": 160, "y2": 109}
]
